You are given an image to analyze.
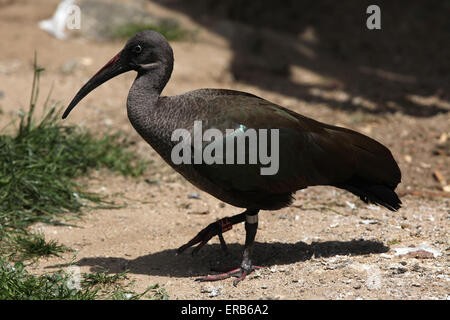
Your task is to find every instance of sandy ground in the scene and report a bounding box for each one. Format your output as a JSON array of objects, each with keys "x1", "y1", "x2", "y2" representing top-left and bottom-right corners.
[{"x1": 0, "y1": 1, "x2": 448, "y2": 299}]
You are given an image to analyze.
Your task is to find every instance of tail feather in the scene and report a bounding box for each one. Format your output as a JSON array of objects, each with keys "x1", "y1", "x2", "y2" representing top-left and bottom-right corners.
[
  {"x1": 325, "y1": 125, "x2": 402, "y2": 211},
  {"x1": 338, "y1": 182, "x2": 402, "y2": 211}
]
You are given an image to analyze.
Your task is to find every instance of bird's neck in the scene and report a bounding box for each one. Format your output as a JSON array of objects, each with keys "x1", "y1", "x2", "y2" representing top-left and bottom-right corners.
[{"x1": 126, "y1": 64, "x2": 173, "y2": 144}]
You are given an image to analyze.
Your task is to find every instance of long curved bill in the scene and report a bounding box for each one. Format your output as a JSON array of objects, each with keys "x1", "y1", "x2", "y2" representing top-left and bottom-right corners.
[{"x1": 62, "y1": 51, "x2": 130, "y2": 119}]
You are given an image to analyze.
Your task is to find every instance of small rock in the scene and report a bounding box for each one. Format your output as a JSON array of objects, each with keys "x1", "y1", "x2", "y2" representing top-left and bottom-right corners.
[
  {"x1": 188, "y1": 210, "x2": 209, "y2": 215},
  {"x1": 208, "y1": 286, "x2": 223, "y2": 297},
  {"x1": 400, "y1": 222, "x2": 410, "y2": 229},
  {"x1": 412, "y1": 264, "x2": 422, "y2": 272},
  {"x1": 392, "y1": 266, "x2": 408, "y2": 274},
  {"x1": 353, "y1": 283, "x2": 361, "y2": 289},
  {"x1": 360, "y1": 219, "x2": 378, "y2": 225},
  {"x1": 187, "y1": 192, "x2": 201, "y2": 199},
  {"x1": 329, "y1": 223, "x2": 339, "y2": 228},
  {"x1": 144, "y1": 178, "x2": 159, "y2": 185},
  {"x1": 261, "y1": 284, "x2": 268, "y2": 289},
  {"x1": 345, "y1": 201, "x2": 356, "y2": 210},
  {"x1": 394, "y1": 243, "x2": 442, "y2": 258},
  {"x1": 406, "y1": 250, "x2": 435, "y2": 259}
]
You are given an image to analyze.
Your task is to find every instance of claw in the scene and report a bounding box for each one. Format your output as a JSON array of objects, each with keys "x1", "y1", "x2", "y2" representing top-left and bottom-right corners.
[
  {"x1": 177, "y1": 217, "x2": 233, "y2": 255},
  {"x1": 233, "y1": 270, "x2": 248, "y2": 286}
]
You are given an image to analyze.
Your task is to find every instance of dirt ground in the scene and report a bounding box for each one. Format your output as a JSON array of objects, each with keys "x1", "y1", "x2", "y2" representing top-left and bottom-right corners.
[{"x1": 0, "y1": 1, "x2": 448, "y2": 300}]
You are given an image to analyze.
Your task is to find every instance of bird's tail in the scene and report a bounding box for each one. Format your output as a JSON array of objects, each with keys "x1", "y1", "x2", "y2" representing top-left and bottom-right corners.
[
  {"x1": 328, "y1": 126, "x2": 402, "y2": 211},
  {"x1": 336, "y1": 178, "x2": 402, "y2": 211}
]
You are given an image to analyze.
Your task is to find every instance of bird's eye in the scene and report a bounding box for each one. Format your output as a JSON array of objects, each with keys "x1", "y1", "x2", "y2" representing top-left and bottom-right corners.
[{"x1": 132, "y1": 45, "x2": 142, "y2": 54}]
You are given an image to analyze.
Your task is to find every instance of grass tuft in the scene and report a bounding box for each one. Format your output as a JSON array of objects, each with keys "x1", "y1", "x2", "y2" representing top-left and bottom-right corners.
[
  {"x1": 0, "y1": 259, "x2": 164, "y2": 300},
  {"x1": 9, "y1": 233, "x2": 72, "y2": 261},
  {"x1": 0, "y1": 55, "x2": 166, "y2": 300},
  {"x1": 82, "y1": 267, "x2": 128, "y2": 287},
  {"x1": 0, "y1": 56, "x2": 147, "y2": 244}
]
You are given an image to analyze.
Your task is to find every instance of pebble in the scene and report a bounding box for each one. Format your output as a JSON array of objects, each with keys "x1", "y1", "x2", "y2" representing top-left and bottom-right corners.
[
  {"x1": 394, "y1": 243, "x2": 442, "y2": 258},
  {"x1": 188, "y1": 210, "x2": 209, "y2": 215},
  {"x1": 360, "y1": 219, "x2": 378, "y2": 225},
  {"x1": 343, "y1": 279, "x2": 352, "y2": 284},
  {"x1": 187, "y1": 192, "x2": 201, "y2": 199},
  {"x1": 345, "y1": 201, "x2": 356, "y2": 210},
  {"x1": 329, "y1": 223, "x2": 339, "y2": 228},
  {"x1": 393, "y1": 267, "x2": 408, "y2": 274},
  {"x1": 208, "y1": 286, "x2": 223, "y2": 298},
  {"x1": 201, "y1": 284, "x2": 224, "y2": 297}
]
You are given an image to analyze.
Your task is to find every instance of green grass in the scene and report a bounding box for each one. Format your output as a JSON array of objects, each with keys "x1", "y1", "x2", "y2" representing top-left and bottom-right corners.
[
  {"x1": 0, "y1": 56, "x2": 167, "y2": 299},
  {"x1": 0, "y1": 258, "x2": 163, "y2": 300},
  {"x1": 111, "y1": 20, "x2": 191, "y2": 41},
  {"x1": 5, "y1": 233, "x2": 72, "y2": 261},
  {"x1": 0, "y1": 57, "x2": 147, "y2": 252},
  {"x1": 82, "y1": 267, "x2": 129, "y2": 287}
]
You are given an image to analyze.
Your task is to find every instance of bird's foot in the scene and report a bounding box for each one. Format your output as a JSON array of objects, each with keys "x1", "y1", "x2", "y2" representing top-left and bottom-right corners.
[
  {"x1": 177, "y1": 217, "x2": 233, "y2": 256},
  {"x1": 195, "y1": 265, "x2": 263, "y2": 287}
]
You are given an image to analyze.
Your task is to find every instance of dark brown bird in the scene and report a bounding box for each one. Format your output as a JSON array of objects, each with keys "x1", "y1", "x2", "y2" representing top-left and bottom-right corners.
[{"x1": 63, "y1": 31, "x2": 401, "y2": 285}]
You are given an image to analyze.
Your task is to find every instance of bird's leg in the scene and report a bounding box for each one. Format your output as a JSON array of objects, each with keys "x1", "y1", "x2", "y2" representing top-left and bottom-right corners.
[
  {"x1": 195, "y1": 209, "x2": 262, "y2": 286},
  {"x1": 176, "y1": 210, "x2": 247, "y2": 256}
]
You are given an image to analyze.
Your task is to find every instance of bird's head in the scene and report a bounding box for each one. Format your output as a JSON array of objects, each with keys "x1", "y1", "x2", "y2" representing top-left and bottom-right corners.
[{"x1": 62, "y1": 30, "x2": 173, "y2": 119}]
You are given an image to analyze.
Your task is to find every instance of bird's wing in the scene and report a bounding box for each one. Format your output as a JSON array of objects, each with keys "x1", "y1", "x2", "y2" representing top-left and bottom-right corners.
[{"x1": 181, "y1": 90, "x2": 400, "y2": 196}]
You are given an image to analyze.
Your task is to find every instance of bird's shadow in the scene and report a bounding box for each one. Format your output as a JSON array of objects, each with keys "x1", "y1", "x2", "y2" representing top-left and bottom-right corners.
[{"x1": 49, "y1": 239, "x2": 389, "y2": 277}]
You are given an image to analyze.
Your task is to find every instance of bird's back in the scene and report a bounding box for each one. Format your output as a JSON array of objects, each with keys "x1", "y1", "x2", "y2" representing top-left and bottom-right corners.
[{"x1": 147, "y1": 89, "x2": 401, "y2": 210}]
